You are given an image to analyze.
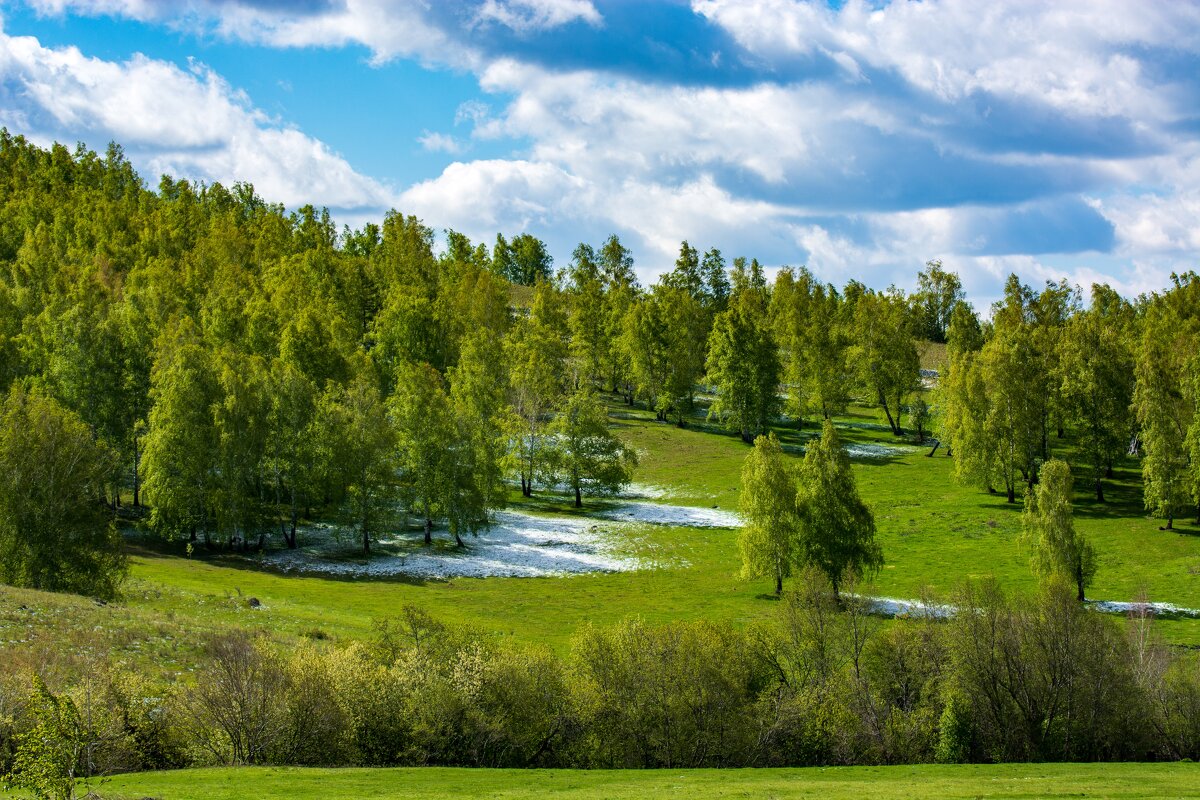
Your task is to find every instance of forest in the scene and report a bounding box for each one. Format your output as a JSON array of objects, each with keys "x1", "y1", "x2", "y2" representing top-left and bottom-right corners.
[{"x1": 1, "y1": 132, "x2": 1200, "y2": 794}]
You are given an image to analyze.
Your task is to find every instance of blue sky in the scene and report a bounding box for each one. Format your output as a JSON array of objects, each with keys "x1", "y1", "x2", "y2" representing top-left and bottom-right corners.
[{"x1": 1, "y1": 0, "x2": 1199, "y2": 306}]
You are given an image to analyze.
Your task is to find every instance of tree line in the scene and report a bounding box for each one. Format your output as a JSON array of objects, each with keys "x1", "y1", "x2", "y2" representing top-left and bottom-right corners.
[
  {"x1": 4, "y1": 577, "x2": 1199, "y2": 796},
  {"x1": 1, "y1": 132, "x2": 1198, "y2": 601}
]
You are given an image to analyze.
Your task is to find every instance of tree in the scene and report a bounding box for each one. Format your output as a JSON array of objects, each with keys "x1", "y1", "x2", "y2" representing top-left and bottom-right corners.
[
  {"x1": 315, "y1": 370, "x2": 396, "y2": 554},
  {"x1": 545, "y1": 387, "x2": 637, "y2": 507},
  {"x1": 940, "y1": 349, "x2": 996, "y2": 490},
  {"x1": 655, "y1": 284, "x2": 706, "y2": 424},
  {"x1": 596, "y1": 234, "x2": 639, "y2": 402},
  {"x1": 982, "y1": 323, "x2": 1043, "y2": 502},
  {"x1": 661, "y1": 240, "x2": 702, "y2": 299},
  {"x1": 566, "y1": 243, "x2": 606, "y2": 387},
  {"x1": 738, "y1": 433, "x2": 800, "y2": 595},
  {"x1": 0, "y1": 384, "x2": 124, "y2": 599},
  {"x1": 507, "y1": 280, "x2": 568, "y2": 496},
  {"x1": 702, "y1": 247, "x2": 730, "y2": 316},
  {"x1": 912, "y1": 260, "x2": 964, "y2": 343},
  {"x1": 795, "y1": 420, "x2": 882, "y2": 599},
  {"x1": 706, "y1": 278, "x2": 781, "y2": 443},
  {"x1": 448, "y1": 326, "x2": 510, "y2": 539},
  {"x1": 852, "y1": 289, "x2": 919, "y2": 436},
  {"x1": 1059, "y1": 285, "x2": 1136, "y2": 502},
  {"x1": 264, "y1": 358, "x2": 319, "y2": 548},
  {"x1": 141, "y1": 324, "x2": 221, "y2": 543},
  {"x1": 1128, "y1": 287, "x2": 1195, "y2": 532},
  {"x1": 508, "y1": 233, "x2": 553, "y2": 285},
  {"x1": 392, "y1": 361, "x2": 456, "y2": 545},
  {"x1": 5, "y1": 677, "x2": 85, "y2": 800},
  {"x1": 1022, "y1": 459, "x2": 1095, "y2": 602}
]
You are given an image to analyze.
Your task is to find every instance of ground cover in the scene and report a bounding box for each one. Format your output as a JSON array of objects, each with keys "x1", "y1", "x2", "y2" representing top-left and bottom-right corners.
[{"x1": 63, "y1": 762, "x2": 1200, "y2": 800}]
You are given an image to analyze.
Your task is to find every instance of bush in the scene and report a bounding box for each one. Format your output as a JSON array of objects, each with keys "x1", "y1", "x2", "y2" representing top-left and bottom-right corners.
[{"x1": 4, "y1": 677, "x2": 83, "y2": 800}]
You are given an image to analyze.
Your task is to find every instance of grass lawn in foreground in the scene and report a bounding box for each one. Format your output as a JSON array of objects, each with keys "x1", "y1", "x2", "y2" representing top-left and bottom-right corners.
[{"x1": 74, "y1": 762, "x2": 1200, "y2": 800}]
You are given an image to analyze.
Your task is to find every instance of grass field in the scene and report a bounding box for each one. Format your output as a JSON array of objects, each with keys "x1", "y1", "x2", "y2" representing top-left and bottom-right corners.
[
  {"x1": 2, "y1": 392, "x2": 1199, "y2": 683},
  {"x1": 72, "y1": 762, "x2": 1200, "y2": 799}
]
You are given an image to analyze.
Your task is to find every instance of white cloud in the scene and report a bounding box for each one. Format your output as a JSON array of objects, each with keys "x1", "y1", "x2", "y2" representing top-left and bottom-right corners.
[
  {"x1": 694, "y1": 0, "x2": 1200, "y2": 123},
  {"x1": 0, "y1": 28, "x2": 395, "y2": 212},
  {"x1": 418, "y1": 131, "x2": 465, "y2": 155},
  {"x1": 399, "y1": 158, "x2": 587, "y2": 237},
  {"x1": 23, "y1": 0, "x2": 473, "y2": 67},
  {"x1": 476, "y1": 0, "x2": 601, "y2": 32}
]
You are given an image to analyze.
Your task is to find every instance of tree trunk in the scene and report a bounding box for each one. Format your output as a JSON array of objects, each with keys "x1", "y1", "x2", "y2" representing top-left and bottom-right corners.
[
  {"x1": 1007, "y1": 484, "x2": 1016, "y2": 503},
  {"x1": 362, "y1": 514, "x2": 370, "y2": 555},
  {"x1": 775, "y1": 570, "x2": 783, "y2": 596},
  {"x1": 454, "y1": 530, "x2": 464, "y2": 547},
  {"x1": 1095, "y1": 478, "x2": 1104, "y2": 504},
  {"x1": 132, "y1": 433, "x2": 141, "y2": 508},
  {"x1": 1076, "y1": 561, "x2": 1085, "y2": 602},
  {"x1": 287, "y1": 493, "x2": 298, "y2": 549},
  {"x1": 574, "y1": 485, "x2": 582, "y2": 508},
  {"x1": 926, "y1": 441, "x2": 940, "y2": 457},
  {"x1": 879, "y1": 395, "x2": 899, "y2": 436},
  {"x1": 424, "y1": 515, "x2": 433, "y2": 546}
]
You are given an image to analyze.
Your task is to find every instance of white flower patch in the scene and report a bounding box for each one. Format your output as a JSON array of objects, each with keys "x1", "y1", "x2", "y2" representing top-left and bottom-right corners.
[
  {"x1": 263, "y1": 510, "x2": 641, "y2": 579},
  {"x1": 592, "y1": 501, "x2": 742, "y2": 528}
]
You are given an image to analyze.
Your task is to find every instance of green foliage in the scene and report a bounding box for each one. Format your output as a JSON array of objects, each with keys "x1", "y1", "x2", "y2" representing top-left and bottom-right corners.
[
  {"x1": 571, "y1": 618, "x2": 760, "y2": 768},
  {"x1": 4, "y1": 677, "x2": 82, "y2": 800},
  {"x1": 796, "y1": 421, "x2": 883, "y2": 596},
  {"x1": 1022, "y1": 459, "x2": 1096, "y2": 601},
  {"x1": 392, "y1": 361, "x2": 456, "y2": 542},
  {"x1": 506, "y1": 280, "x2": 568, "y2": 496},
  {"x1": 850, "y1": 289, "x2": 919, "y2": 436},
  {"x1": 707, "y1": 278, "x2": 781, "y2": 443},
  {"x1": 315, "y1": 370, "x2": 397, "y2": 554},
  {"x1": 545, "y1": 387, "x2": 637, "y2": 507},
  {"x1": 1134, "y1": 274, "x2": 1200, "y2": 529},
  {"x1": 0, "y1": 384, "x2": 123, "y2": 598},
  {"x1": 912, "y1": 260, "x2": 964, "y2": 343},
  {"x1": 738, "y1": 433, "x2": 800, "y2": 594}
]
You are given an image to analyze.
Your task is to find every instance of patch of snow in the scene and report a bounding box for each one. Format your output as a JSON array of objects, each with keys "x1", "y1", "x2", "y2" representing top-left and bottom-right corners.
[
  {"x1": 860, "y1": 595, "x2": 956, "y2": 619},
  {"x1": 1087, "y1": 600, "x2": 1200, "y2": 619},
  {"x1": 592, "y1": 501, "x2": 742, "y2": 528},
  {"x1": 860, "y1": 595, "x2": 1200, "y2": 621},
  {"x1": 264, "y1": 510, "x2": 641, "y2": 579},
  {"x1": 844, "y1": 443, "x2": 917, "y2": 459},
  {"x1": 620, "y1": 483, "x2": 673, "y2": 500}
]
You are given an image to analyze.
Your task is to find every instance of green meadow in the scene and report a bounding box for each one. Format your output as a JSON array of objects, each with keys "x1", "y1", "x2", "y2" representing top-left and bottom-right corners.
[
  {"x1": 5, "y1": 392, "x2": 1197, "y2": 686},
  {"x1": 66, "y1": 762, "x2": 1200, "y2": 800}
]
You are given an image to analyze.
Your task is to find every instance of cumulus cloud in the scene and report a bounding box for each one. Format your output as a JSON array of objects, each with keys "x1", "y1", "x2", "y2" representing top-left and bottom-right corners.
[
  {"x1": 0, "y1": 27, "x2": 395, "y2": 212},
  {"x1": 400, "y1": 158, "x2": 587, "y2": 236}
]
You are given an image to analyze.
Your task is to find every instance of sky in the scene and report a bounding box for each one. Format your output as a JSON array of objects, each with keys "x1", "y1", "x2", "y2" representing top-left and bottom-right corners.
[{"x1": 1, "y1": 0, "x2": 1199, "y2": 306}]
